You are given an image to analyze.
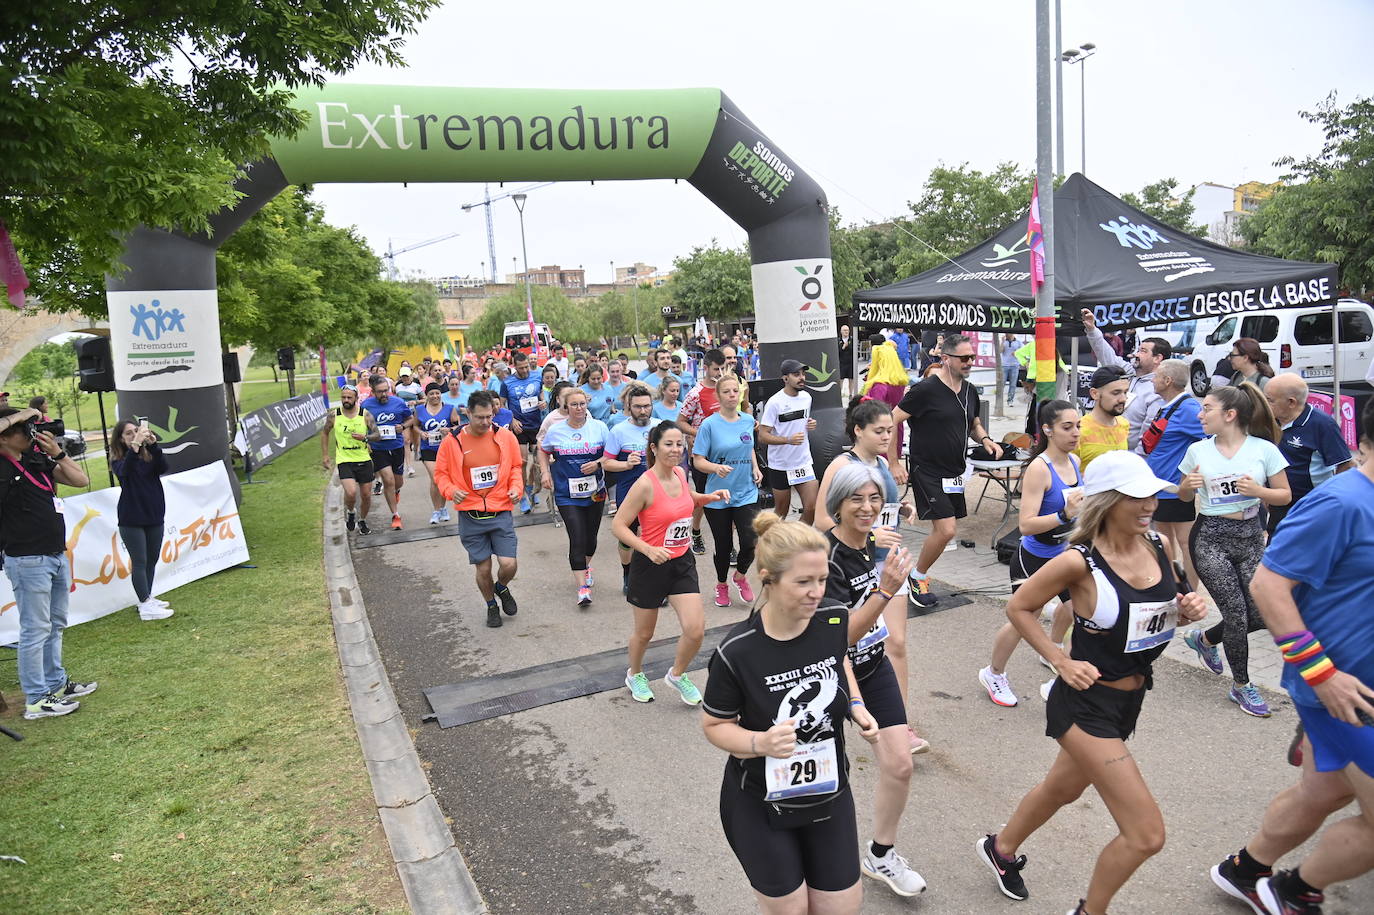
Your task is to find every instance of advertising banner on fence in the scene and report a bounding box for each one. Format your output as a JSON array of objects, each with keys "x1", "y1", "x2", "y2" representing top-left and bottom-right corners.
[
  {"x1": 239, "y1": 391, "x2": 330, "y2": 469},
  {"x1": 0, "y1": 463, "x2": 249, "y2": 645}
]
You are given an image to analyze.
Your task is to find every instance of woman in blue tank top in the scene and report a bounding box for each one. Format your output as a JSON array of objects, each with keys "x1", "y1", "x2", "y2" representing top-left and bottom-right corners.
[
  {"x1": 979, "y1": 400, "x2": 1084, "y2": 709},
  {"x1": 415, "y1": 383, "x2": 462, "y2": 525},
  {"x1": 815, "y1": 397, "x2": 928, "y2": 754}
]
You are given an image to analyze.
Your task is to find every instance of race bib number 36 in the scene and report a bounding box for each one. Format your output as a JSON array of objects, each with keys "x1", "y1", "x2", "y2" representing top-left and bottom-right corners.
[
  {"x1": 1125, "y1": 599, "x2": 1178, "y2": 652},
  {"x1": 764, "y1": 738, "x2": 839, "y2": 802}
]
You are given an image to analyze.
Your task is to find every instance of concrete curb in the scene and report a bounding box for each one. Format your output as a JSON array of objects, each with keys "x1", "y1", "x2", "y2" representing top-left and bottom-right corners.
[{"x1": 321, "y1": 480, "x2": 488, "y2": 915}]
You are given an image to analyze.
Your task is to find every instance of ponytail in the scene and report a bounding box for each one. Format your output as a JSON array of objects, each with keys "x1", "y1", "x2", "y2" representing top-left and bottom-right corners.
[
  {"x1": 1026, "y1": 399, "x2": 1076, "y2": 464},
  {"x1": 1209, "y1": 382, "x2": 1279, "y2": 443}
]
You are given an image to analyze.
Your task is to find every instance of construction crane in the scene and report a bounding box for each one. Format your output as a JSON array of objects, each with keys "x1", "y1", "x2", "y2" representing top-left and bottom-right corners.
[
  {"x1": 383, "y1": 231, "x2": 462, "y2": 280},
  {"x1": 460, "y1": 182, "x2": 554, "y2": 282}
]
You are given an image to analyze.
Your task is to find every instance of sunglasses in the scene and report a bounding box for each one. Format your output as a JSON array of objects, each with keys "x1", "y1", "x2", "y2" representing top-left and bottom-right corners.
[{"x1": 946, "y1": 353, "x2": 976, "y2": 363}]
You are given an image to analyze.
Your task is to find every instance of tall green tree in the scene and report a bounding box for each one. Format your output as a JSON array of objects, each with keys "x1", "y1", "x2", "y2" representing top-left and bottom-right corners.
[
  {"x1": 1242, "y1": 94, "x2": 1374, "y2": 291},
  {"x1": 1, "y1": 0, "x2": 438, "y2": 316},
  {"x1": 468, "y1": 286, "x2": 598, "y2": 351},
  {"x1": 1121, "y1": 178, "x2": 1205, "y2": 236},
  {"x1": 892, "y1": 163, "x2": 1038, "y2": 278},
  {"x1": 668, "y1": 242, "x2": 753, "y2": 320}
]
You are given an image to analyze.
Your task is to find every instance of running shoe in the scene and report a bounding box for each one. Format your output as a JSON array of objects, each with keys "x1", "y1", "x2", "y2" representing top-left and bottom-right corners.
[
  {"x1": 1256, "y1": 870, "x2": 1323, "y2": 914},
  {"x1": 664, "y1": 670, "x2": 702, "y2": 706},
  {"x1": 390, "y1": 514, "x2": 403, "y2": 531},
  {"x1": 486, "y1": 603, "x2": 502, "y2": 628},
  {"x1": 150, "y1": 596, "x2": 170, "y2": 608},
  {"x1": 1066, "y1": 902, "x2": 1088, "y2": 915},
  {"x1": 358, "y1": 519, "x2": 372, "y2": 535},
  {"x1": 1040, "y1": 678, "x2": 1056, "y2": 702},
  {"x1": 407, "y1": 464, "x2": 415, "y2": 477},
  {"x1": 714, "y1": 583, "x2": 731, "y2": 608},
  {"x1": 428, "y1": 510, "x2": 441, "y2": 525},
  {"x1": 607, "y1": 502, "x2": 618, "y2": 517},
  {"x1": 975, "y1": 834, "x2": 1028, "y2": 901},
  {"x1": 907, "y1": 726, "x2": 930, "y2": 754},
  {"x1": 24, "y1": 692, "x2": 79, "y2": 720},
  {"x1": 1287, "y1": 723, "x2": 1305, "y2": 767},
  {"x1": 729, "y1": 547, "x2": 738, "y2": 566},
  {"x1": 978, "y1": 666, "x2": 1019, "y2": 707},
  {"x1": 1185, "y1": 629, "x2": 1225, "y2": 675},
  {"x1": 732, "y1": 572, "x2": 755, "y2": 603},
  {"x1": 584, "y1": 566, "x2": 594, "y2": 587},
  {"x1": 577, "y1": 586, "x2": 592, "y2": 607},
  {"x1": 345, "y1": 510, "x2": 356, "y2": 532},
  {"x1": 373, "y1": 480, "x2": 383, "y2": 496},
  {"x1": 138, "y1": 599, "x2": 173, "y2": 621},
  {"x1": 439, "y1": 508, "x2": 451, "y2": 523},
  {"x1": 908, "y1": 574, "x2": 938, "y2": 609},
  {"x1": 691, "y1": 531, "x2": 706, "y2": 555},
  {"x1": 519, "y1": 494, "x2": 531, "y2": 514},
  {"x1": 1211, "y1": 852, "x2": 1270, "y2": 915},
  {"x1": 861, "y1": 842, "x2": 927, "y2": 896},
  {"x1": 625, "y1": 669, "x2": 654, "y2": 702},
  {"x1": 1230, "y1": 683, "x2": 1272, "y2": 718},
  {"x1": 59, "y1": 679, "x2": 98, "y2": 699},
  {"x1": 495, "y1": 585, "x2": 518, "y2": 617}
]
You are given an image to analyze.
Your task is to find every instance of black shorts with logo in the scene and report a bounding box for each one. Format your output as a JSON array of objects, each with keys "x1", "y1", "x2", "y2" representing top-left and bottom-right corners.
[
  {"x1": 370, "y1": 448, "x2": 405, "y2": 476},
  {"x1": 337, "y1": 460, "x2": 375, "y2": 484},
  {"x1": 910, "y1": 466, "x2": 967, "y2": 521},
  {"x1": 1045, "y1": 679, "x2": 1147, "y2": 741}
]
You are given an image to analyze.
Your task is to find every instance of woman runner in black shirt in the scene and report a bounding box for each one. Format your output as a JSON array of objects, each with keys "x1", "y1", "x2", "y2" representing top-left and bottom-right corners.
[
  {"x1": 974, "y1": 450, "x2": 1208, "y2": 915},
  {"x1": 703, "y1": 513, "x2": 880, "y2": 913}
]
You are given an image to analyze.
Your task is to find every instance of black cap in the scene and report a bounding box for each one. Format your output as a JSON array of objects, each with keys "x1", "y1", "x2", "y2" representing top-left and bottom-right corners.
[
  {"x1": 780, "y1": 359, "x2": 808, "y2": 375},
  {"x1": 424, "y1": 382, "x2": 443, "y2": 394},
  {"x1": 1089, "y1": 365, "x2": 1127, "y2": 389}
]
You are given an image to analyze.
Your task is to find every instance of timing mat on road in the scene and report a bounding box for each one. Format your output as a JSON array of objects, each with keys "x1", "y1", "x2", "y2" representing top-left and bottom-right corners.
[
  {"x1": 352, "y1": 511, "x2": 555, "y2": 549},
  {"x1": 422, "y1": 587, "x2": 971, "y2": 729}
]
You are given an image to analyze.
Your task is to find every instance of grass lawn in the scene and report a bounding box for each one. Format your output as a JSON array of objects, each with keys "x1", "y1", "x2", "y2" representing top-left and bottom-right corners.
[{"x1": 0, "y1": 442, "x2": 406, "y2": 914}]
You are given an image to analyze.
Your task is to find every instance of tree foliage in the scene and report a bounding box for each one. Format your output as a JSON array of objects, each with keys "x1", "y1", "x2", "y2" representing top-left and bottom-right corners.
[
  {"x1": 1121, "y1": 179, "x2": 1205, "y2": 236},
  {"x1": 467, "y1": 286, "x2": 601, "y2": 351},
  {"x1": 830, "y1": 212, "x2": 903, "y2": 308},
  {"x1": 1, "y1": 0, "x2": 438, "y2": 314},
  {"x1": 1241, "y1": 94, "x2": 1374, "y2": 292},
  {"x1": 669, "y1": 242, "x2": 753, "y2": 320},
  {"x1": 892, "y1": 163, "x2": 1038, "y2": 279},
  {"x1": 6, "y1": 339, "x2": 83, "y2": 420}
]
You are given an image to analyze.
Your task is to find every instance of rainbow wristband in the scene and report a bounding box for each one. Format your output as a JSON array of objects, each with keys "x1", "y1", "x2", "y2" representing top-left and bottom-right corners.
[{"x1": 1276, "y1": 630, "x2": 1338, "y2": 686}]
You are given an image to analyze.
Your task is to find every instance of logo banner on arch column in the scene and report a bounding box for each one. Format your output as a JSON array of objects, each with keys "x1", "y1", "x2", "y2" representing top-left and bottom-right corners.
[
  {"x1": 107, "y1": 289, "x2": 223, "y2": 390},
  {"x1": 751, "y1": 259, "x2": 837, "y2": 345},
  {"x1": 0, "y1": 463, "x2": 249, "y2": 644}
]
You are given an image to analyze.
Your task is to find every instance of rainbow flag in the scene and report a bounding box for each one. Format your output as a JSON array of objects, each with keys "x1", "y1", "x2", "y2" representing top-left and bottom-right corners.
[{"x1": 1026, "y1": 179, "x2": 1045, "y2": 296}]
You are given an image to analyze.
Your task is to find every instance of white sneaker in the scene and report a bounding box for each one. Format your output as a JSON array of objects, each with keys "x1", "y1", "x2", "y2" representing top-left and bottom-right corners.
[
  {"x1": 406, "y1": 465, "x2": 415, "y2": 477},
  {"x1": 138, "y1": 599, "x2": 174, "y2": 621},
  {"x1": 439, "y1": 508, "x2": 451, "y2": 522},
  {"x1": 1040, "y1": 678, "x2": 1056, "y2": 702},
  {"x1": 1038, "y1": 653, "x2": 1056, "y2": 671},
  {"x1": 428, "y1": 510, "x2": 441, "y2": 525},
  {"x1": 978, "y1": 666, "x2": 1018, "y2": 707},
  {"x1": 861, "y1": 843, "x2": 927, "y2": 897},
  {"x1": 150, "y1": 596, "x2": 170, "y2": 608}
]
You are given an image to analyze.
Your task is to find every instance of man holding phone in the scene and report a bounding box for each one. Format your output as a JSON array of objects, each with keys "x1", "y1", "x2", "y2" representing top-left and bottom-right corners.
[{"x1": 0, "y1": 406, "x2": 95, "y2": 719}]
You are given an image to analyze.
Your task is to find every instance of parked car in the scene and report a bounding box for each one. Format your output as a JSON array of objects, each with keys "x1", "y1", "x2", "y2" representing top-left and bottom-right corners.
[{"x1": 1190, "y1": 298, "x2": 1374, "y2": 385}]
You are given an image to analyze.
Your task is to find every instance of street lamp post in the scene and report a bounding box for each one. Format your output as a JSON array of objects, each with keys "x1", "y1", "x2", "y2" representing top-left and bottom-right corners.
[
  {"x1": 512, "y1": 194, "x2": 540, "y2": 362},
  {"x1": 1061, "y1": 43, "x2": 1096, "y2": 175}
]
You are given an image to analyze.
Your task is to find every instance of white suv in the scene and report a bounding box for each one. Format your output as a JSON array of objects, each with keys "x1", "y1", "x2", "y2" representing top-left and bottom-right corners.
[{"x1": 1191, "y1": 298, "x2": 1374, "y2": 385}]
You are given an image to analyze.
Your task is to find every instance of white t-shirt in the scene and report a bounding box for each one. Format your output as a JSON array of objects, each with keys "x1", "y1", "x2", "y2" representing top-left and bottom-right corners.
[
  {"x1": 1179, "y1": 435, "x2": 1289, "y2": 516},
  {"x1": 761, "y1": 389, "x2": 813, "y2": 471}
]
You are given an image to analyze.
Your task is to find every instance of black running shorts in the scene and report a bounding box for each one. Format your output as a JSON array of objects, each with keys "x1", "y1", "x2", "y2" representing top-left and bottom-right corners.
[
  {"x1": 1152, "y1": 497, "x2": 1195, "y2": 523},
  {"x1": 1011, "y1": 545, "x2": 1072, "y2": 603},
  {"x1": 719, "y1": 772, "x2": 858, "y2": 897},
  {"x1": 910, "y1": 466, "x2": 967, "y2": 521},
  {"x1": 370, "y1": 448, "x2": 405, "y2": 476},
  {"x1": 856, "y1": 658, "x2": 907, "y2": 730},
  {"x1": 1045, "y1": 679, "x2": 1147, "y2": 741},
  {"x1": 627, "y1": 550, "x2": 698, "y2": 609},
  {"x1": 337, "y1": 460, "x2": 375, "y2": 484}
]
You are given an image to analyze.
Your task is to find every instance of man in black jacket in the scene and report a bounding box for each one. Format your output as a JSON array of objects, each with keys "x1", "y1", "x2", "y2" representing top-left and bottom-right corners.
[{"x1": 0, "y1": 407, "x2": 94, "y2": 719}]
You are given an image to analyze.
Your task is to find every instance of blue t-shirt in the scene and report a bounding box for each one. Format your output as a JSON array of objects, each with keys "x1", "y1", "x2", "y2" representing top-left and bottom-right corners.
[
  {"x1": 503, "y1": 373, "x2": 544, "y2": 427},
  {"x1": 693, "y1": 412, "x2": 758, "y2": 509},
  {"x1": 486, "y1": 376, "x2": 505, "y2": 395},
  {"x1": 1145, "y1": 394, "x2": 1204, "y2": 499},
  {"x1": 440, "y1": 392, "x2": 466, "y2": 414},
  {"x1": 493, "y1": 407, "x2": 514, "y2": 429},
  {"x1": 1179, "y1": 435, "x2": 1288, "y2": 516},
  {"x1": 653, "y1": 401, "x2": 681, "y2": 423},
  {"x1": 459, "y1": 380, "x2": 485, "y2": 407},
  {"x1": 581, "y1": 384, "x2": 617, "y2": 423},
  {"x1": 892, "y1": 332, "x2": 911, "y2": 365},
  {"x1": 604, "y1": 381, "x2": 628, "y2": 415},
  {"x1": 1278, "y1": 405, "x2": 1352, "y2": 501},
  {"x1": 604, "y1": 419, "x2": 653, "y2": 500},
  {"x1": 360, "y1": 396, "x2": 412, "y2": 451},
  {"x1": 414, "y1": 402, "x2": 457, "y2": 452},
  {"x1": 1261, "y1": 471, "x2": 1374, "y2": 708},
  {"x1": 541, "y1": 418, "x2": 610, "y2": 506},
  {"x1": 642, "y1": 372, "x2": 684, "y2": 391}
]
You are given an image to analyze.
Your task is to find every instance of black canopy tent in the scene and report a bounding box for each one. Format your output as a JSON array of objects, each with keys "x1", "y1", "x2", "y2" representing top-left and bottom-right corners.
[{"x1": 852, "y1": 173, "x2": 1338, "y2": 337}]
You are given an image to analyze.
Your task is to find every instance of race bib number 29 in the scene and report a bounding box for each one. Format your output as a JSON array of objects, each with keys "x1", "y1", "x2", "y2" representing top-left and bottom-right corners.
[{"x1": 764, "y1": 738, "x2": 839, "y2": 801}]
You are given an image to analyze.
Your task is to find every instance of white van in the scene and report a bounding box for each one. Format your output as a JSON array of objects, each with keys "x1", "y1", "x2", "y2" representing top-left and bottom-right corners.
[{"x1": 1190, "y1": 298, "x2": 1374, "y2": 384}]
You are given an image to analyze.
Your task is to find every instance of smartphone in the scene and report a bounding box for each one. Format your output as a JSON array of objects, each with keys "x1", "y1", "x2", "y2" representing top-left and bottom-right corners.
[{"x1": 138, "y1": 418, "x2": 149, "y2": 432}]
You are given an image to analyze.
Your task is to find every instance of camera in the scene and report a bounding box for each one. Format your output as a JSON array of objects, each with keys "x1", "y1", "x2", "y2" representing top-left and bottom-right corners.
[{"x1": 32, "y1": 419, "x2": 65, "y2": 439}]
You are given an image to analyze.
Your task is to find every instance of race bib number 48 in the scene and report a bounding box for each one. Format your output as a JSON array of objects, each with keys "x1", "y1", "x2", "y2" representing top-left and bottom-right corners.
[
  {"x1": 764, "y1": 738, "x2": 839, "y2": 802},
  {"x1": 1125, "y1": 599, "x2": 1178, "y2": 652}
]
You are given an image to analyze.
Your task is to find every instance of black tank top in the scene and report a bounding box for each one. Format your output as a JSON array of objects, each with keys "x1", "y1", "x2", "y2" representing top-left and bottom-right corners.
[{"x1": 1068, "y1": 532, "x2": 1180, "y2": 682}]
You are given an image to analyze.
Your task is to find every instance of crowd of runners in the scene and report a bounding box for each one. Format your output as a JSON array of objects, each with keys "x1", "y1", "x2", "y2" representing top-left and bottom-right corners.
[{"x1": 326, "y1": 328, "x2": 1373, "y2": 915}]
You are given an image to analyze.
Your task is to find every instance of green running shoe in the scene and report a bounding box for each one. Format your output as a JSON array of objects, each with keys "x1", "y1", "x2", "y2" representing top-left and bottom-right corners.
[
  {"x1": 664, "y1": 670, "x2": 702, "y2": 706},
  {"x1": 625, "y1": 669, "x2": 654, "y2": 703}
]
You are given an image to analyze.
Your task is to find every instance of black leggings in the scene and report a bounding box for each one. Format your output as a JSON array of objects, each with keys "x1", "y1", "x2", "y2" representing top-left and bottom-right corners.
[
  {"x1": 1191, "y1": 513, "x2": 1267, "y2": 684},
  {"x1": 703, "y1": 502, "x2": 758, "y2": 583},
  {"x1": 557, "y1": 502, "x2": 602, "y2": 571},
  {"x1": 119, "y1": 523, "x2": 163, "y2": 602}
]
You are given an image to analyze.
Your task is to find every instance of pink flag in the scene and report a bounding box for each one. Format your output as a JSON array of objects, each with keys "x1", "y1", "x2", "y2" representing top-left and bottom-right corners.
[
  {"x1": 1026, "y1": 180, "x2": 1045, "y2": 296},
  {"x1": 0, "y1": 219, "x2": 29, "y2": 308}
]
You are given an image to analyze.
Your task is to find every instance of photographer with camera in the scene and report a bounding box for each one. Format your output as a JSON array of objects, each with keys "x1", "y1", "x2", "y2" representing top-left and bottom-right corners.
[
  {"x1": 111, "y1": 419, "x2": 174, "y2": 621},
  {"x1": 0, "y1": 406, "x2": 95, "y2": 720}
]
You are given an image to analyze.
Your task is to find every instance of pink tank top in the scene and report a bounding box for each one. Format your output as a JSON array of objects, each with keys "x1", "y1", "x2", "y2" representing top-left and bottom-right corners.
[{"x1": 640, "y1": 466, "x2": 695, "y2": 557}]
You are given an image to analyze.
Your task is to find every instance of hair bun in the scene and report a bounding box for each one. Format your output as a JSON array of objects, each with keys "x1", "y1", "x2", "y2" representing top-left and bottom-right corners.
[{"x1": 752, "y1": 512, "x2": 782, "y2": 537}]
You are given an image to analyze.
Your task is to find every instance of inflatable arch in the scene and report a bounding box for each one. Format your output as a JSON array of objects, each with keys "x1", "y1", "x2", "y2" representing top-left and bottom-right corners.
[{"x1": 106, "y1": 86, "x2": 843, "y2": 486}]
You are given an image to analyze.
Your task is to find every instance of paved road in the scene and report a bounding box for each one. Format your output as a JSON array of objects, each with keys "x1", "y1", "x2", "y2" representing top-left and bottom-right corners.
[{"x1": 352, "y1": 458, "x2": 1372, "y2": 914}]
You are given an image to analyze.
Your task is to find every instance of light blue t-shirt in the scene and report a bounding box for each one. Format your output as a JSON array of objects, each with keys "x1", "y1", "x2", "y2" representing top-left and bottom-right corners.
[
  {"x1": 652, "y1": 401, "x2": 681, "y2": 423},
  {"x1": 459, "y1": 380, "x2": 484, "y2": 406},
  {"x1": 1179, "y1": 435, "x2": 1288, "y2": 516},
  {"x1": 604, "y1": 381, "x2": 628, "y2": 415},
  {"x1": 541, "y1": 418, "x2": 610, "y2": 506},
  {"x1": 642, "y1": 371, "x2": 684, "y2": 391},
  {"x1": 441, "y1": 392, "x2": 466, "y2": 414},
  {"x1": 693, "y1": 412, "x2": 758, "y2": 509},
  {"x1": 1262, "y1": 471, "x2": 1374, "y2": 707},
  {"x1": 603, "y1": 419, "x2": 653, "y2": 500},
  {"x1": 581, "y1": 384, "x2": 617, "y2": 423}
]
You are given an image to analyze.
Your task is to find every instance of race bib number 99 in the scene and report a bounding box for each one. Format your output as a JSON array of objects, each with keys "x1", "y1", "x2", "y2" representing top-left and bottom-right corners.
[
  {"x1": 470, "y1": 464, "x2": 499, "y2": 490},
  {"x1": 764, "y1": 738, "x2": 839, "y2": 801},
  {"x1": 1125, "y1": 599, "x2": 1178, "y2": 652}
]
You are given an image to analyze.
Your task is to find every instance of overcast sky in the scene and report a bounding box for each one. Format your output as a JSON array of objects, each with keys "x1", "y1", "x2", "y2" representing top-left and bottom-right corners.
[{"x1": 309, "y1": 0, "x2": 1374, "y2": 284}]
